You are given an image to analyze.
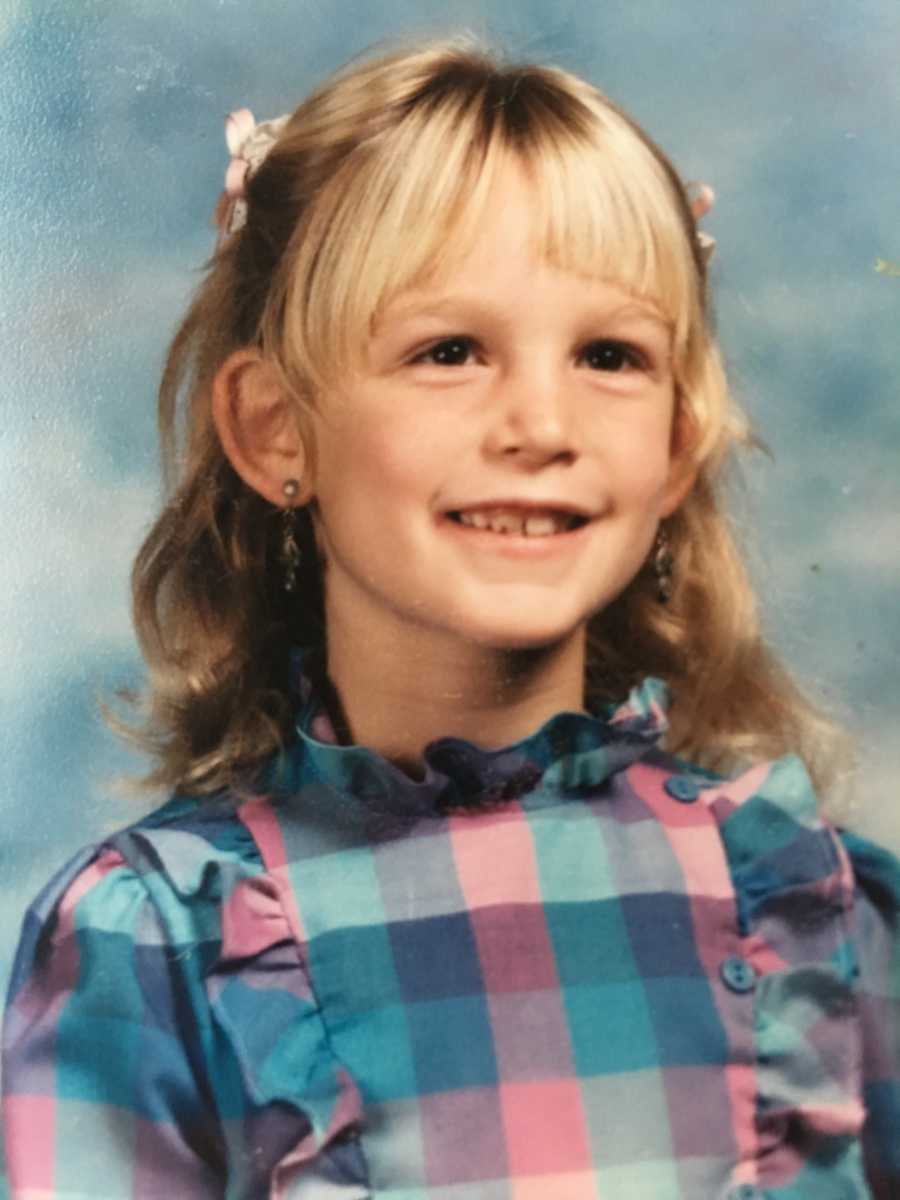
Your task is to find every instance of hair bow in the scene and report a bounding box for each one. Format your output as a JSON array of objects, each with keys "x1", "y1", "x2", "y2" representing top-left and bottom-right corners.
[
  {"x1": 688, "y1": 182, "x2": 716, "y2": 266},
  {"x1": 214, "y1": 107, "x2": 290, "y2": 245}
]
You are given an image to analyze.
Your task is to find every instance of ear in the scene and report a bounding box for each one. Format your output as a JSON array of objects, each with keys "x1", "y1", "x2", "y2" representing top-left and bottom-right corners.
[
  {"x1": 659, "y1": 403, "x2": 699, "y2": 518},
  {"x1": 211, "y1": 349, "x2": 313, "y2": 507}
]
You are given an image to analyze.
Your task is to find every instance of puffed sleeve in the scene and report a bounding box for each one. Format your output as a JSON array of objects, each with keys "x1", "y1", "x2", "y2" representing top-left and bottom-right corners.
[
  {"x1": 2, "y1": 841, "x2": 225, "y2": 1197},
  {"x1": 839, "y1": 829, "x2": 900, "y2": 1200},
  {"x1": 3, "y1": 809, "x2": 369, "y2": 1200}
]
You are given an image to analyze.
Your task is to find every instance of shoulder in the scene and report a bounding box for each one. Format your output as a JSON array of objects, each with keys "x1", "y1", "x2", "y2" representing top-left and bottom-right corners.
[
  {"x1": 696, "y1": 752, "x2": 900, "y2": 917},
  {"x1": 650, "y1": 749, "x2": 836, "y2": 847},
  {"x1": 111, "y1": 789, "x2": 267, "y2": 904},
  {"x1": 661, "y1": 750, "x2": 900, "y2": 937},
  {"x1": 836, "y1": 828, "x2": 900, "y2": 989},
  {"x1": 7, "y1": 791, "x2": 269, "y2": 1004},
  {"x1": 634, "y1": 746, "x2": 821, "y2": 835},
  {"x1": 632, "y1": 750, "x2": 858, "y2": 923},
  {"x1": 838, "y1": 827, "x2": 900, "y2": 914}
]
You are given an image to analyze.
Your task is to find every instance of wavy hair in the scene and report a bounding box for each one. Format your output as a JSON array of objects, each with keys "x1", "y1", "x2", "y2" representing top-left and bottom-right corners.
[{"x1": 118, "y1": 34, "x2": 850, "y2": 804}]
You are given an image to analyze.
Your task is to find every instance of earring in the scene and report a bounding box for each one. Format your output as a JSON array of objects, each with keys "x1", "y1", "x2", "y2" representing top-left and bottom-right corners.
[
  {"x1": 281, "y1": 478, "x2": 301, "y2": 594},
  {"x1": 652, "y1": 528, "x2": 675, "y2": 604}
]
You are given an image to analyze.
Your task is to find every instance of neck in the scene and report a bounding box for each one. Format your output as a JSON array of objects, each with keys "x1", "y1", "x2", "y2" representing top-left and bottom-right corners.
[{"x1": 322, "y1": 612, "x2": 588, "y2": 780}]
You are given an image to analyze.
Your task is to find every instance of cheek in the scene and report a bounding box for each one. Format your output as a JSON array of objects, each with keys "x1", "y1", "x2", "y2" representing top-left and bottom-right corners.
[
  {"x1": 313, "y1": 416, "x2": 440, "y2": 534},
  {"x1": 350, "y1": 410, "x2": 456, "y2": 495},
  {"x1": 604, "y1": 417, "x2": 676, "y2": 507},
  {"x1": 315, "y1": 413, "x2": 388, "y2": 489}
]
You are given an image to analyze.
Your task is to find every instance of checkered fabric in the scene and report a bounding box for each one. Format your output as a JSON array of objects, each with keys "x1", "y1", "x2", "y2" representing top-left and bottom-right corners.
[{"x1": 3, "y1": 648, "x2": 899, "y2": 1198}]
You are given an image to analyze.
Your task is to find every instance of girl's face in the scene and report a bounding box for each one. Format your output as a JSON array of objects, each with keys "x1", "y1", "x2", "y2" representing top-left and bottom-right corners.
[{"x1": 306, "y1": 160, "x2": 693, "y2": 656}]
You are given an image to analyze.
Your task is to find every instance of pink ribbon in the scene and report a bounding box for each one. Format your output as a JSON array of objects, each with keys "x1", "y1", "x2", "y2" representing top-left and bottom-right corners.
[
  {"x1": 688, "y1": 182, "x2": 716, "y2": 265},
  {"x1": 215, "y1": 107, "x2": 290, "y2": 246}
]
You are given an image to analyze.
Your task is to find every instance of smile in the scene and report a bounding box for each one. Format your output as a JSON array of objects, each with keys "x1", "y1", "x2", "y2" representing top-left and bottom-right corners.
[{"x1": 448, "y1": 508, "x2": 588, "y2": 537}]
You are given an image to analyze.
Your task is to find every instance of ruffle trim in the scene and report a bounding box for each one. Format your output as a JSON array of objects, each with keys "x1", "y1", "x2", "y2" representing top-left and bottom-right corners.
[
  {"x1": 708, "y1": 756, "x2": 868, "y2": 1192},
  {"x1": 264, "y1": 645, "x2": 670, "y2": 814},
  {"x1": 148, "y1": 838, "x2": 371, "y2": 1194},
  {"x1": 209, "y1": 868, "x2": 369, "y2": 1192}
]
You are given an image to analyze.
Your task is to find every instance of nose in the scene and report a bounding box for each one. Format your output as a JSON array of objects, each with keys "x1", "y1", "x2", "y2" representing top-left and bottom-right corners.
[{"x1": 483, "y1": 359, "x2": 577, "y2": 466}]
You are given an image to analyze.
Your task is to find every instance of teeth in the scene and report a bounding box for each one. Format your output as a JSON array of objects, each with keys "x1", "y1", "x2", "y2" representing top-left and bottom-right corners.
[
  {"x1": 523, "y1": 515, "x2": 559, "y2": 536},
  {"x1": 492, "y1": 512, "x2": 523, "y2": 534},
  {"x1": 457, "y1": 509, "x2": 573, "y2": 536}
]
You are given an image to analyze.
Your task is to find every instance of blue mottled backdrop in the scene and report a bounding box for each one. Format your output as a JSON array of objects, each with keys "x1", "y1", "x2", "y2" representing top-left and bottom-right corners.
[{"x1": 2, "y1": 0, "x2": 899, "y2": 1047}]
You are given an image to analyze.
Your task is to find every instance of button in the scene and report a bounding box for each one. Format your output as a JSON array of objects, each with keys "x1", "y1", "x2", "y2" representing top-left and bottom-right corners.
[
  {"x1": 664, "y1": 775, "x2": 701, "y2": 803},
  {"x1": 720, "y1": 956, "x2": 757, "y2": 994}
]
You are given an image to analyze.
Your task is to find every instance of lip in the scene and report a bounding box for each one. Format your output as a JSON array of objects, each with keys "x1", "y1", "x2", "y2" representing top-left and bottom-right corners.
[{"x1": 446, "y1": 499, "x2": 593, "y2": 518}]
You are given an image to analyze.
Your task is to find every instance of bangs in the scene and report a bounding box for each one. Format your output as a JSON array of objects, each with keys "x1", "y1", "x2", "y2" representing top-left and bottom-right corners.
[
  {"x1": 525, "y1": 128, "x2": 699, "y2": 351},
  {"x1": 277, "y1": 64, "x2": 702, "y2": 399}
]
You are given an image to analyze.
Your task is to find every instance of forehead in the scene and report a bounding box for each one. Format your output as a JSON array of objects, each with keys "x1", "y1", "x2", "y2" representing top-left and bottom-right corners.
[
  {"x1": 411, "y1": 159, "x2": 555, "y2": 284},
  {"x1": 288, "y1": 111, "x2": 700, "y2": 395},
  {"x1": 371, "y1": 156, "x2": 675, "y2": 333}
]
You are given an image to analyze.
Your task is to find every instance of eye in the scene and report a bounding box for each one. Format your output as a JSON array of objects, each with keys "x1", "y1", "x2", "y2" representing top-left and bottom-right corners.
[
  {"x1": 411, "y1": 336, "x2": 476, "y2": 367},
  {"x1": 580, "y1": 340, "x2": 647, "y2": 372}
]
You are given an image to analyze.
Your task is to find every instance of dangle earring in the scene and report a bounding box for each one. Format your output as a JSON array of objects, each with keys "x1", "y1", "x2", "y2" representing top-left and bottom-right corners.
[
  {"x1": 652, "y1": 527, "x2": 675, "y2": 604},
  {"x1": 281, "y1": 479, "x2": 301, "y2": 594}
]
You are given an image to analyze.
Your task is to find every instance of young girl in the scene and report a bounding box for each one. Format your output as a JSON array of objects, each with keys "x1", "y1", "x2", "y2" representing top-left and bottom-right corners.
[{"x1": 3, "y1": 35, "x2": 898, "y2": 1200}]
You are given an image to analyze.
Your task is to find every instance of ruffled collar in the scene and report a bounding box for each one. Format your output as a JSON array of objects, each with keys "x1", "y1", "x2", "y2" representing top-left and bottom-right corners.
[{"x1": 264, "y1": 646, "x2": 669, "y2": 819}]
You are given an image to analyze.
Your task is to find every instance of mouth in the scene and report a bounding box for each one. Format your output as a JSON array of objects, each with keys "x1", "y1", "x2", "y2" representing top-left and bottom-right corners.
[{"x1": 446, "y1": 510, "x2": 590, "y2": 538}]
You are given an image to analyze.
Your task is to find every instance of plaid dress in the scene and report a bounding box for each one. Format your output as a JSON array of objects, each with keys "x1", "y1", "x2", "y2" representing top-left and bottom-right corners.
[{"x1": 4, "y1": 648, "x2": 899, "y2": 1198}]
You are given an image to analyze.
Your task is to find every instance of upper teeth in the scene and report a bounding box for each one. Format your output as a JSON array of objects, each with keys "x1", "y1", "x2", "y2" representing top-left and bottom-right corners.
[{"x1": 457, "y1": 509, "x2": 575, "y2": 536}]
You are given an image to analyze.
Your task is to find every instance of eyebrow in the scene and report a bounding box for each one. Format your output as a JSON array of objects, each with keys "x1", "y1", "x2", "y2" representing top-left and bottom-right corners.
[{"x1": 378, "y1": 294, "x2": 671, "y2": 332}]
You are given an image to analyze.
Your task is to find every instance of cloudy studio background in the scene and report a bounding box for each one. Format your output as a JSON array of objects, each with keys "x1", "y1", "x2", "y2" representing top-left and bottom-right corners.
[{"x1": 2, "y1": 0, "x2": 899, "y2": 1090}]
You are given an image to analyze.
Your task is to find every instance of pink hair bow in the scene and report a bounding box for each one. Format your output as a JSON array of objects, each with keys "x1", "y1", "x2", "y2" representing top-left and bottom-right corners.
[
  {"x1": 214, "y1": 107, "x2": 290, "y2": 245},
  {"x1": 688, "y1": 182, "x2": 716, "y2": 265}
]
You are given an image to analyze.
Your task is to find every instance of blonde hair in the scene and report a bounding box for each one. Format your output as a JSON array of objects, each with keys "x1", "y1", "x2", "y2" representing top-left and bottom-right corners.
[{"x1": 121, "y1": 33, "x2": 849, "y2": 802}]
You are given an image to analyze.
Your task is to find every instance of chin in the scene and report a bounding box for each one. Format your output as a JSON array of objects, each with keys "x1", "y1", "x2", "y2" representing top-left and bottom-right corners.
[
  {"x1": 455, "y1": 612, "x2": 590, "y2": 653},
  {"x1": 460, "y1": 582, "x2": 623, "y2": 641}
]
